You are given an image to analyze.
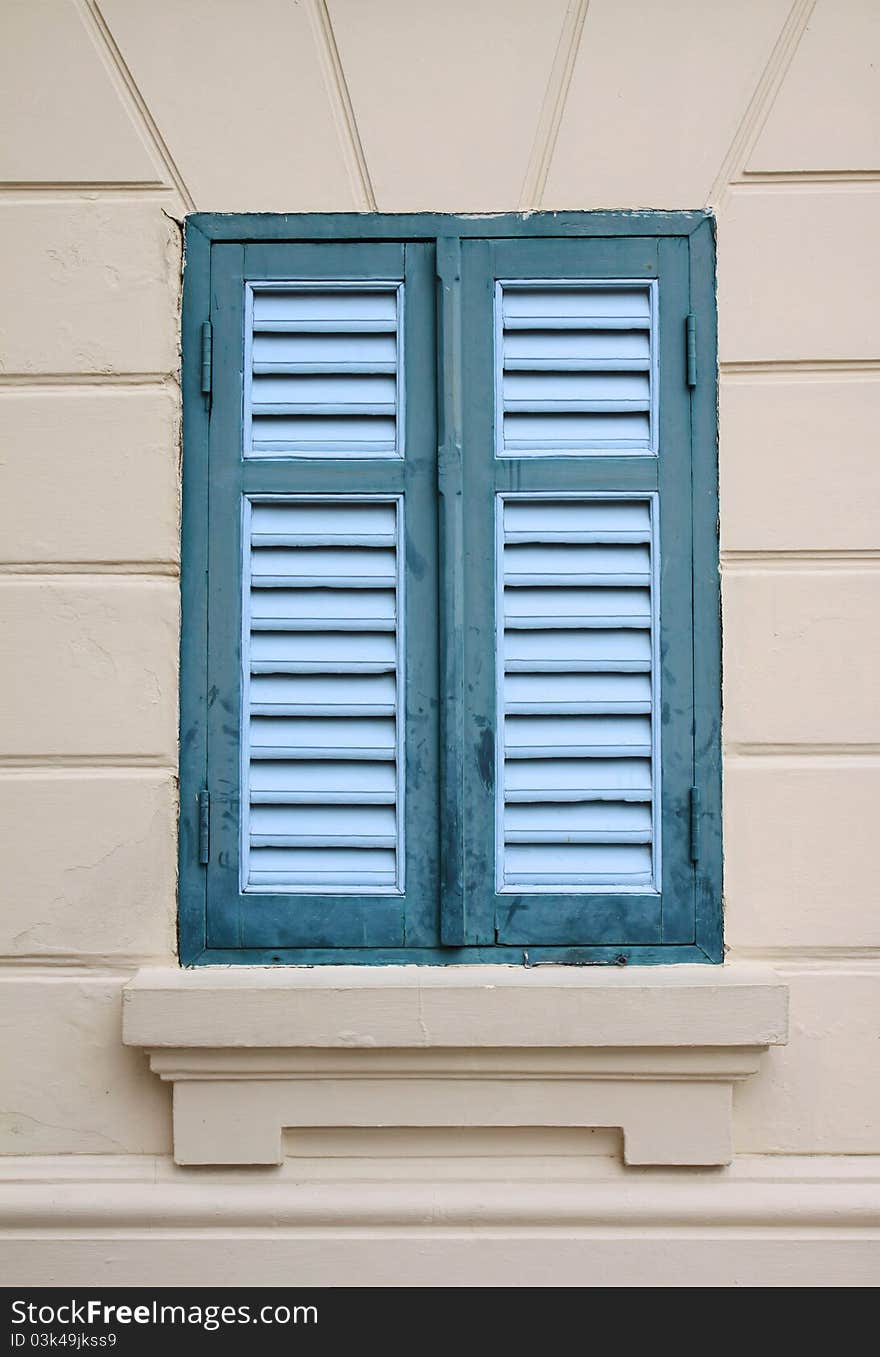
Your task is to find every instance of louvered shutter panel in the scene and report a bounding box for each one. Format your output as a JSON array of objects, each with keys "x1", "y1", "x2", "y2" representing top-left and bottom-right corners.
[
  {"x1": 453, "y1": 232, "x2": 703, "y2": 950},
  {"x1": 243, "y1": 498, "x2": 402, "y2": 892},
  {"x1": 497, "y1": 283, "x2": 655, "y2": 454},
  {"x1": 190, "y1": 238, "x2": 439, "y2": 958},
  {"x1": 498, "y1": 497, "x2": 657, "y2": 890},
  {"x1": 245, "y1": 284, "x2": 402, "y2": 457}
]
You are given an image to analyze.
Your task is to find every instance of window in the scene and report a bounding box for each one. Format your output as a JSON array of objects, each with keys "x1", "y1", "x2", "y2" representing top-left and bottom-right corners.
[{"x1": 179, "y1": 213, "x2": 720, "y2": 964}]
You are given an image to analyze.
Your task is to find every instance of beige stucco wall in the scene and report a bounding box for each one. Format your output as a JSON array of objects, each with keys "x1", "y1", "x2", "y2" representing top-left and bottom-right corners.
[{"x1": 1, "y1": 0, "x2": 878, "y2": 1281}]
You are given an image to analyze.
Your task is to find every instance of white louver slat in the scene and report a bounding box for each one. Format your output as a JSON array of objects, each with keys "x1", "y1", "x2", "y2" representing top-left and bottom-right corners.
[
  {"x1": 245, "y1": 284, "x2": 402, "y2": 458},
  {"x1": 496, "y1": 282, "x2": 656, "y2": 455},
  {"x1": 497, "y1": 497, "x2": 658, "y2": 891},
  {"x1": 243, "y1": 498, "x2": 403, "y2": 893}
]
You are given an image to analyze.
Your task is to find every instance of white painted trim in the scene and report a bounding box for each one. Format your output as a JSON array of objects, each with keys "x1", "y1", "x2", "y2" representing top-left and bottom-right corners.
[
  {"x1": 1, "y1": 1154, "x2": 876, "y2": 1288},
  {"x1": 123, "y1": 961, "x2": 788, "y2": 1045},
  {"x1": 123, "y1": 963, "x2": 787, "y2": 1168},
  {"x1": 0, "y1": 1152, "x2": 874, "y2": 1228}
]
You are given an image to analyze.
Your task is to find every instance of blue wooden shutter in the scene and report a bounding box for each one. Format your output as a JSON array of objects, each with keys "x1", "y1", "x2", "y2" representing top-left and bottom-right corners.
[
  {"x1": 179, "y1": 214, "x2": 720, "y2": 964},
  {"x1": 193, "y1": 240, "x2": 439, "y2": 955},
  {"x1": 454, "y1": 235, "x2": 699, "y2": 948}
]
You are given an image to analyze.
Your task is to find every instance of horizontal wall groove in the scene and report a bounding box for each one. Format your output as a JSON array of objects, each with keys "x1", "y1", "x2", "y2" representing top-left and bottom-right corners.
[
  {"x1": 725, "y1": 744, "x2": 880, "y2": 759},
  {"x1": 721, "y1": 551, "x2": 880, "y2": 569},
  {"x1": 727, "y1": 176, "x2": 880, "y2": 195},
  {"x1": 721, "y1": 360, "x2": 880, "y2": 378},
  {"x1": 0, "y1": 575, "x2": 177, "y2": 589},
  {"x1": 0, "y1": 959, "x2": 170, "y2": 977},
  {"x1": 730, "y1": 948, "x2": 880, "y2": 967},
  {"x1": 0, "y1": 563, "x2": 180, "y2": 577},
  {"x1": 733, "y1": 170, "x2": 880, "y2": 184},
  {"x1": 0, "y1": 755, "x2": 176, "y2": 770},
  {"x1": 0, "y1": 766, "x2": 175, "y2": 782},
  {"x1": 0, "y1": 182, "x2": 171, "y2": 195},
  {"x1": 0, "y1": 374, "x2": 178, "y2": 390},
  {"x1": 724, "y1": 754, "x2": 880, "y2": 774}
]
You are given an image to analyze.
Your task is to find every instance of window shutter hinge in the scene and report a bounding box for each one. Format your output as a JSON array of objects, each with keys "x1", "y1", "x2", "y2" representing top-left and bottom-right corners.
[
  {"x1": 198, "y1": 790, "x2": 210, "y2": 864},
  {"x1": 200, "y1": 321, "x2": 213, "y2": 398},
  {"x1": 685, "y1": 313, "x2": 696, "y2": 387},
  {"x1": 689, "y1": 786, "x2": 701, "y2": 863}
]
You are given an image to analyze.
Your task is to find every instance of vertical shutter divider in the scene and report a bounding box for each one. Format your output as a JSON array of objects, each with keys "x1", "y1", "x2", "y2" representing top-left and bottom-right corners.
[{"x1": 436, "y1": 237, "x2": 467, "y2": 945}]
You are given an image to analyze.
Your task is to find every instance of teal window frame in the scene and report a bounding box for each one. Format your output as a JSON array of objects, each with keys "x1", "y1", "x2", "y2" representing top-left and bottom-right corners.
[{"x1": 179, "y1": 212, "x2": 721, "y2": 966}]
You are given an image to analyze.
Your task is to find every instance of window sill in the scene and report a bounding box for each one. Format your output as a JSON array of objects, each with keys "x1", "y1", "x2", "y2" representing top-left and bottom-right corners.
[{"x1": 123, "y1": 963, "x2": 788, "y2": 1168}]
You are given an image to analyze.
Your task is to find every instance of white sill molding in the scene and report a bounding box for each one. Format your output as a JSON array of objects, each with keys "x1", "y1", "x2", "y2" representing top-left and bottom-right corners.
[{"x1": 123, "y1": 963, "x2": 788, "y2": 1168}]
